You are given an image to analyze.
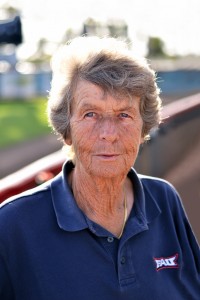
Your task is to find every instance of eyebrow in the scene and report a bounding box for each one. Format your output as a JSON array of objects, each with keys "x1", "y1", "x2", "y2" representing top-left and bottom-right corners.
[
  {"x1": 78, "y1": 102, "x2": 137, "y2": 113},
  {"x1": 78, "y1": 103, "x2": 100, "y2": 112}
]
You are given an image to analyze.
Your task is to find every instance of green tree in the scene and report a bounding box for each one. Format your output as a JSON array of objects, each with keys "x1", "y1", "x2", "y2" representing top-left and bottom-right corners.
[
  {"x1": 147, "y1": 37, "x2": 167, "y2": 58},
  {"x1": 27, "y1": 38, "x2": 51, "y2": 66},
  {"x1": 107, "y1": 20, "x2": 128, "y2": 38}
]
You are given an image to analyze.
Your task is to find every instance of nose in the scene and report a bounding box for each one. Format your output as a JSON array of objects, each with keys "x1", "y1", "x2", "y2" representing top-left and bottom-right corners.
[{"x1": 99, "y1": 116, "x2": 119, "y2": 142}]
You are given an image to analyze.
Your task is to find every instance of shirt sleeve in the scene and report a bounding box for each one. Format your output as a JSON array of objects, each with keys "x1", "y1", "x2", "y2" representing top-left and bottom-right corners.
[
  {"x1": 172, "y1": 187, "x2": 199, "y2": 265},
  {"x1": 168, "y1": 185, "x2": 200, "y2": 293}
]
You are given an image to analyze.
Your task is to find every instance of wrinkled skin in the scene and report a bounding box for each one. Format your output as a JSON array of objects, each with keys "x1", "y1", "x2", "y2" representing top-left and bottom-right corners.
[
  {"x1": 67, "y1": 80, "x2": 143, "y2": 178},
  {"x1": 66, "y1": 80, "x2": 144, "y2": 236}
]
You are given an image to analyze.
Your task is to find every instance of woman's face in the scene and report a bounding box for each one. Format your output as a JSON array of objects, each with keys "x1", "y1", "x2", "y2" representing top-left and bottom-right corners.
[{"x1": 66, "y1": 80, "x2": 144, "y2": 178}]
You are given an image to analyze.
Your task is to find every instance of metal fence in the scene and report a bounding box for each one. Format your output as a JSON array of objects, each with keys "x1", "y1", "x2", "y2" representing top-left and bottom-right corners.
[
  {"x1": 0, "y1": 69, "x2": 200, "y2": 99},
  {"x1": 0, "y1": 71, "x2": 52, "y2": 98}
]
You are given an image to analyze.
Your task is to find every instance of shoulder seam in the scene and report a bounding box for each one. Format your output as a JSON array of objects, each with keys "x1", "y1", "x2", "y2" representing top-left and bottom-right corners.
[{"x1": 0, "y1": 185, "x2": 50, "y2": 209}]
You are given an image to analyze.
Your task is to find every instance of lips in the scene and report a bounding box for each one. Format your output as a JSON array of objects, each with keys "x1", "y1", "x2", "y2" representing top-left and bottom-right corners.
[
  {"x1": 96, "y1": 154, "x2": 120, "y2": 157},
  {"x1": 94, "y1": 154, "x2": 120, "y2": 160}
]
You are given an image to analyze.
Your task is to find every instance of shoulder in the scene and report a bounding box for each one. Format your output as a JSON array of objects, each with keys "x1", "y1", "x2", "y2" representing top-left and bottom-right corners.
[
  {"x1": 0, "y1": 180, "x2": 52, "y2": 222},
  {"x1": 1, "y1": 179, "x2": 50, "y2": 205},
  {"x1": 139, "y1": 174, "x2": 176, "y2": 193},
  {"x1": 0, "y1": 180, "x2": 58, "y2": 246},
  {"x1": 138, "y1": 173, "x2": 183, "y2": 211}
]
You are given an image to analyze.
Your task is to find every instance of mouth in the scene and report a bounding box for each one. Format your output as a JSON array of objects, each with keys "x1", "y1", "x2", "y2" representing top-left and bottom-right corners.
[{"x1": 95, "y1": 154, "x2": 120, "y2": 160}]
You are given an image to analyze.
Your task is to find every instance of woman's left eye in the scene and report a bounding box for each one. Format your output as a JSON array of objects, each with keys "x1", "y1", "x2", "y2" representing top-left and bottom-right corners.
[{"x1": 119, "y1": 113, "x2": 130, "y2": 118}]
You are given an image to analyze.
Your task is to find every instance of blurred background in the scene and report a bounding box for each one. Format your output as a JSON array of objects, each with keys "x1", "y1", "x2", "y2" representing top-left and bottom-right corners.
[{"x1": 0, "y1": 0, "x2": 200, "y2": 241}]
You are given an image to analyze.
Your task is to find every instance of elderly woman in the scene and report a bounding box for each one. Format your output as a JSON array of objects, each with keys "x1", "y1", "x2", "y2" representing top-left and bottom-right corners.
[{"x1": 0, "y1": 36, "x2": 199, "y2": 300}]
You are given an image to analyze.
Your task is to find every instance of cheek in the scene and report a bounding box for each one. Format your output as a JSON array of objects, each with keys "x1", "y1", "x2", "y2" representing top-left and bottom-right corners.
[
  {"x1": 119, "y1": 126, "x2": 142, "y2": 169},
  {"x1": 120, "y1": 122, "x2": 143, "y2": 150},
  {"x1": 70, "y1": 121, "x2": 98, "y2": 154}
]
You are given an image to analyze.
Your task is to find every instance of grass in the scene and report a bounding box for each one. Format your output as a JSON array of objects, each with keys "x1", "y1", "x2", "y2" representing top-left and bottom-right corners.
[{"x1": 0, "y1": 98, "x2": 52, "y2": 149}]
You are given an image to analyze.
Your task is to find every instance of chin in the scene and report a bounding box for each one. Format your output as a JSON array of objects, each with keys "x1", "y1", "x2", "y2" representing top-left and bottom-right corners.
[{"x1": 88, "y1": 165, "x2": 128, "y2": 179}]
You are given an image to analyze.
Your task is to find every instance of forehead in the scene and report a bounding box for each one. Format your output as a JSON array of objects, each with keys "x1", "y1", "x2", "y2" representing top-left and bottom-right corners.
[
  {"x1": 74, "y1": 80, "x2": 105, "y2": 102},
  {"x1": 73, "y1": 80, "x2": 139, "y2": 109}
]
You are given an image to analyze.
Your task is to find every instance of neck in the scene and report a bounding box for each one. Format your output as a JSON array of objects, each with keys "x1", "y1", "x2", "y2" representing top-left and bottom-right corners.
[{"x1": 68, "y1": 165, "x2": 133, "y2": 237}]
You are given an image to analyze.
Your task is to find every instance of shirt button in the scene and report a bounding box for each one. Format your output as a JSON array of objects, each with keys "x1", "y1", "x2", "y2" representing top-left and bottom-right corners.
[
  {"x1": 120, "y1": 256, "x2": 126, "y2": 264},
  {"x1": 107, "y1": 237, "x2": 114, "y2": 243}
]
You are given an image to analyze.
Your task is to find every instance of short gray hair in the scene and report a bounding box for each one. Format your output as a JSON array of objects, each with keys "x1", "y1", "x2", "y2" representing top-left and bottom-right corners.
[{"x1": 48, "y1": 36, "x2": 161, "y2": 142}]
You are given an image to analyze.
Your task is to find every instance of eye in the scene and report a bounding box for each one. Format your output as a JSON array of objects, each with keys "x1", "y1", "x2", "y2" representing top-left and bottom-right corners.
[
  {"x1": 84, "y1": 112, "x2": 96, "y2": 118},
  {"x1": 119, "y1": 113, "x2": 130, "y2": 118}
]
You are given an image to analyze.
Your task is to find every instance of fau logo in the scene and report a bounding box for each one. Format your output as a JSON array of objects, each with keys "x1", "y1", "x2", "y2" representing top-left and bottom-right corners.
[{"x1": 153, "y1": 253, "x2": 179, "y2": 271}]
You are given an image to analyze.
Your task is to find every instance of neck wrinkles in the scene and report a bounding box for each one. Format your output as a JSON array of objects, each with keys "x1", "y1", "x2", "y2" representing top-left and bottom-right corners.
[{"x1": 70, "y1": 166, "x2": 127, "y2": 218}]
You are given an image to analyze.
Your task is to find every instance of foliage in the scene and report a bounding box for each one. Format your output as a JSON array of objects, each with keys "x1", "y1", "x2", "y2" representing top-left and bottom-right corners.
[
  {"x1": 83, "y1": 18, "x2": 129, "y2": 40},
  {"x1": 147, "y1": 37, "x2": 168, "y2": 58},
  {"x1": 0, "y1": 98, "x2": 51, "y2": 148}
]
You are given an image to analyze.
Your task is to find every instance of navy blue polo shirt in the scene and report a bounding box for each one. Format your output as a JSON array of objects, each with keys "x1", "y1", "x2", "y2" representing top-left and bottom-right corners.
[{"x1": 0, "y1": 160, "x2": 199, "y2": 300}]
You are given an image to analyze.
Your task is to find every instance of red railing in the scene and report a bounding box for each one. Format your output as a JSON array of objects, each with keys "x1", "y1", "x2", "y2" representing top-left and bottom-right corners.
[
  {"x1": 1, "y1": 93, "x2": 200, "y2": 204},
  {"x1": 0, "y1": 151, "x2": 65, "y2": 203}
]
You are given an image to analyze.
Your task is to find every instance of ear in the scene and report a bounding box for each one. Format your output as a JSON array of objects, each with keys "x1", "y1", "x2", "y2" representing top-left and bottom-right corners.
[
  {"x1": 65, "y1": 131, "x2": 72, "y2": 146},
  {"x1": 65, "y1": 136, "x2": 72, "y2": 146}
]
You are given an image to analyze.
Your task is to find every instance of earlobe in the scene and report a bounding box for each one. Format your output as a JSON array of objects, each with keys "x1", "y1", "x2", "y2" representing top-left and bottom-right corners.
[
  {"x1": 65, "y1": 132, "x2": 72, "y2": 145},
  {"x1": 65, "y1": 137, "x2": 72, "y2": 146}
]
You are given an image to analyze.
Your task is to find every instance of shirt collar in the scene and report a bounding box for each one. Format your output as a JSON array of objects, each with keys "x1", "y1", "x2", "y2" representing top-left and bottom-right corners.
[
  {"x1": 51, "y1": 161, "x2": 88, "y2": 232},
  {"x1": 50, "y1": 160, "x2": 161, "y2": 233}
]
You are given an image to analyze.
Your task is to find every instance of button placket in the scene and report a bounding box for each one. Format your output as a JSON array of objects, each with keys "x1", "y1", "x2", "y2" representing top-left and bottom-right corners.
[{"x1": 118, "y1": 243, "x2": 136, "y2": 287}]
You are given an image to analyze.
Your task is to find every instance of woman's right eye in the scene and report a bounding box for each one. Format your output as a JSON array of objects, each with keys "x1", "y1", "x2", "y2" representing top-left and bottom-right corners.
[{"x1": 84, "y1": 112, "x2": 96, "y2": 118}]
